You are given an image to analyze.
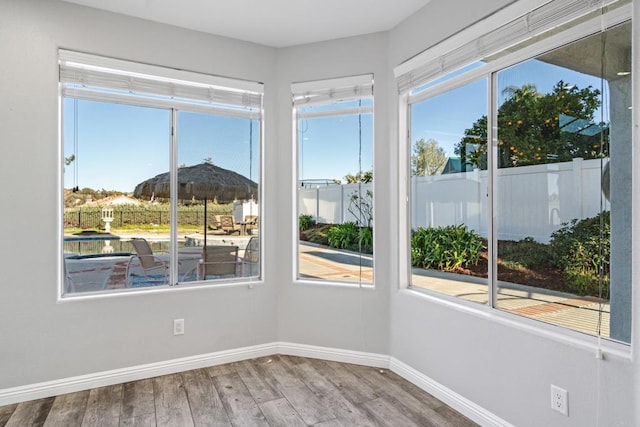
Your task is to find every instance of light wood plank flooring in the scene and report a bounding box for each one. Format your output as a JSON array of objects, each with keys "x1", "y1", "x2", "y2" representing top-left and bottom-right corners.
[{"x1": 0, "y1": 355, "x2": 478, "y2": 427}]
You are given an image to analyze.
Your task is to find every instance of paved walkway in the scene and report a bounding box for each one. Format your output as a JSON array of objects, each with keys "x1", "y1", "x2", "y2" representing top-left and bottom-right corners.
[
  {"x1": 299, "y1": 243, "x2": 373, "y2": 283},
  {"x1": 299, "y1": 243, "x2": 610, "y2": 338}
]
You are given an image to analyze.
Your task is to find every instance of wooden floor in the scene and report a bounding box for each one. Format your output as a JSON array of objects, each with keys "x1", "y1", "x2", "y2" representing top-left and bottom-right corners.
[{"x1": 0, "y1": 355, "x2": 477, "y2": 427}]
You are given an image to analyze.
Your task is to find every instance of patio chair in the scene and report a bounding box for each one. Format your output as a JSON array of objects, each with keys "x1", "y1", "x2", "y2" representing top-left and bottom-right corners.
[
  {"x1": 244, "y1": 215, "x2": 259, "y2": 235},
  {"x1": 240, "y1": 236, "x2": 260, "y2": 277},
  {"x1": 126, "y1": 238, "x2": 169, "y2": 287},
  {"x1": 64, "y1": 254, "x2": 115, "y2": 292},
  {"x1": 198, "y1": 245, "x2": 240, "y2": 280},
  {"x1": 210, "y1": 215, "x2": 223, "y2": 230},
  {"x1": 63, "y1": 261, "x2": 75, "y2": 294},
  {"x1": 219, "y1": 215, "x2": 241, "y2": 235}
]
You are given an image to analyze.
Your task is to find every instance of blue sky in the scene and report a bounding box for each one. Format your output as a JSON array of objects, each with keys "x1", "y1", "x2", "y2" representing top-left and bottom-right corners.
[
  {"x1": 410, "y1": 59, "x2": 609, "y2": 158},
  {"x1": 64, "y1": 59, "x2": 606, "y2": 192},
  {"x1": 63, "y1": 99, "x2": 259, "y2": 192},
  {"x1": 64, "y1": 97, "x2": 373, "y2": 192},
  {"x1": 298, "y1": 113, "x2": 373, "y2": 182}
]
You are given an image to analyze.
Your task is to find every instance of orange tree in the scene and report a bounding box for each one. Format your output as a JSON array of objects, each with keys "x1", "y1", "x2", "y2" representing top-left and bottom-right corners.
[{"x1": 455, "y1": 81, "x2": 605, "y2": 170}]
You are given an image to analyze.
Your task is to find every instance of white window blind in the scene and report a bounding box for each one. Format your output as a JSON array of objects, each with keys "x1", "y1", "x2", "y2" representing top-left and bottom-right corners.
[
  {"x1": 59, "y1": 50, "x2": 263, "y2": 118},
  {"x1": 292, "y1": 74, "x2": 373, "y2": 112},
  {"x1": 394, "y1": 0, "x2": 626, "y2": 94}
]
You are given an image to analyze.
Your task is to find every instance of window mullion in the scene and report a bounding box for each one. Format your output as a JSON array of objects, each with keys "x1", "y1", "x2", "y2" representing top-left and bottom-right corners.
[
  {"x1": 403, "y1": 94, "x2": 413, "y2": 290},
  {"x1": 487, "y1": 72, "x2": 498, "y2": 308},
  {"x1": 170, "y1": 108, "x2": 179, "y2": 286}
]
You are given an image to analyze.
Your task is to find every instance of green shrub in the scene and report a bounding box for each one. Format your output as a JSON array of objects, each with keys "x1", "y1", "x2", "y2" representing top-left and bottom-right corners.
[
  {"x1": 411, "y1": 225, "x2": 484, "y2": 271},
  {"x1": 305, "y1": 226, "x2": 330, "y2": 245},
  {"x1": 549, "y1": 211, "x2": 610, "y2": 298},
  {"x1": 499, "y1": 237, "x2": 554, "y2": 268},
  {"x1": 299, "y1": 214, "x2": 316, "y2": 231},
  {"x1": 63, "y1": 203, "x2": 232, "y2": 229},
  {"x1": 327, "y1": 222, "x2": 360, "y2": 250},
  {"x1": 326, "y1": 222, "x2": 373, "y2": 253},
  {"x1": 302, "y1": 223, "x2": 331, "y2": 246},
  {"x1": 358, "y1": 226, "x2": 373, "y2": 253}
]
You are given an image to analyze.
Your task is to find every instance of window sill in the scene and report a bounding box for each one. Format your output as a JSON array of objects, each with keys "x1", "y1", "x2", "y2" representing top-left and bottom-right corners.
[
  {"x1": 401, "y1": 286, "x2": 631, "y2": 361},
  {"x1": 58, "y1": 278, "x2": 264, "y2": 303},
  {"x1": 294, "y1": 278, "x2": 374, "y2": 290}
]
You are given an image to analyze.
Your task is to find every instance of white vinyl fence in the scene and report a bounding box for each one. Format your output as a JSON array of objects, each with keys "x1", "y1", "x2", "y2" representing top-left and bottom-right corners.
[
  {"x1": 299, "y1": 183, "x2": 372, "y2": 226},
  {"x1": 299, "y1": 158, "x2": 608, "y2": 243}
]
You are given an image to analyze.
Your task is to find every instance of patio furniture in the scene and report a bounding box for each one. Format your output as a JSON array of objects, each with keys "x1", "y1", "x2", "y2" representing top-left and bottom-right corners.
[
  {"x1": 198, "y1": 245, "x2": 240, "y2": 280},
  {"x1": 64, "y1": 254, "x2": 121, "y2": 292},
  {"x1": 126, "y1": 238, "x2": 169, "y2": 287},
  {"x1": 240, "y1": 236, "x2": 260, "y2": 277},
  {"x1": 64, "y1": 261, "x2": 75, "y2": 294},
  {"x1": 219, "y1": 215, "x2": 241, "y2": 235},
  {"x1": 211, "y1": 215, "x2": 223, "y2": 230},
  {"x1": 244, "y1": 215, "x2": 259, "y2": 235}
]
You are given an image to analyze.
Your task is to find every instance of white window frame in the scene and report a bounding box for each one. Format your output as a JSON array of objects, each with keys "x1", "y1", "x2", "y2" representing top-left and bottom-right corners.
[
  {"x1": 396, "y1": 0, "x2": 632, "y2": 351},
  {"x1": 59, "y1": 51, "x2": 264, "y2": 298},
  {"x1": 291, "y1": 74, "x2": 375, "y2": 287}
]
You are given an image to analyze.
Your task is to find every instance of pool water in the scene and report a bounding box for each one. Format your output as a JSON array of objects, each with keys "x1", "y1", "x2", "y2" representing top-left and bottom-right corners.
[{"x1": 64, "y1": 238, "x2": 180, "y2": 257}]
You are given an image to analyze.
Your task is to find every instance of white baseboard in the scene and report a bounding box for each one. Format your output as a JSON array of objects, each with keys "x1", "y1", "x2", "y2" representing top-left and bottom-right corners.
[
  {"x1": 389, "y1": 357, "x2": 513, "y2": 427},
  {"x1": 0, "y1": 342, "x2": 387, "y2": 407},
  {"x1": 1, "y1": 342, "x2": 507, "y2": 427},
  {"x1": 0, "y1": 342, "x2": 277, "y2": 406},
  {"x1": 277, "y1": 341, "x2": 389, "y2": 368}
]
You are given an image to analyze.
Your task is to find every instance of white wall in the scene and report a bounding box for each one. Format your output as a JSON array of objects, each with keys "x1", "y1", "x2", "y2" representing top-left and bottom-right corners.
[
  {"x1": 388, "y1": 0, "x2": 637, "y2": 426},
  {"x1": 274, "y1": 33, "x2": 391, "y2": 355},
  {"x1": 0, "y1": 0, "x2": 279, "y2": 388}
]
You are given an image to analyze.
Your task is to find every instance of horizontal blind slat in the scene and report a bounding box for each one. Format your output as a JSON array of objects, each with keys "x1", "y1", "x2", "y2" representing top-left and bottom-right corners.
[
  {"x1": 395, "y1": 0, "x2": 623, "y2": 94},
  {"x1": 292, "y1": 74, "x2": 374, "y2": 107},
  {"x1": 61, "y1": 87, "x2": 261, "y2": 119},
  {"x1": 60, "y1": 50, "x2": 263, "y2": 109}
]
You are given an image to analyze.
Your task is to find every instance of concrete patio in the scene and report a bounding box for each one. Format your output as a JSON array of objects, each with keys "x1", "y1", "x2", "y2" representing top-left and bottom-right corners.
[{"x1": 298, "y1": 243, "x2": 610, "y2": 339}]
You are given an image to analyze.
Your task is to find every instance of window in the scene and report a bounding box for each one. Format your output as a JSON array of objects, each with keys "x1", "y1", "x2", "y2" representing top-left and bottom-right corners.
[
  {"x1": 61, "y1": 51, "x2": 262, "y2": 295},
  {"x1": 409, "y1": 78, "x2": 489, "y2": 304},
  {"x1": 293, "y1": 75, "x2": 374, "y2": 285},
  {"x1": 399, "y1": 0, "x2": 632, "y2": 343}
]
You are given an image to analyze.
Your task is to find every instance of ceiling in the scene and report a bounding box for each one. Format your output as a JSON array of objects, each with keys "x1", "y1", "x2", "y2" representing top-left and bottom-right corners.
[
  {"x1": 61, "y1": 0, "x2": 432, "y2": 48},
  {"x1": 539, "y1": 22, "x2": 631, "y2": 81}
]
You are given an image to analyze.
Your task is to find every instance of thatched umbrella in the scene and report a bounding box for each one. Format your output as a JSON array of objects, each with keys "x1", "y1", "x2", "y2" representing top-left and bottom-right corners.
[
  {"x1": 133, "y1": 163, "x2": 258, "y2": 245},
  {"x1": 133, "y1": 163, "x2": 257, "y2": 203}
]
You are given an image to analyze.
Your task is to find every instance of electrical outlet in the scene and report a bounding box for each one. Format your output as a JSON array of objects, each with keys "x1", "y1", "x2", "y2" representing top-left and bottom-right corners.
[
  {"x1": 550, "y1": 385, "x2": 568, "y2": 416},
  {"x1": 173, "y1": 318, "x2": 184, "y2": 335}
]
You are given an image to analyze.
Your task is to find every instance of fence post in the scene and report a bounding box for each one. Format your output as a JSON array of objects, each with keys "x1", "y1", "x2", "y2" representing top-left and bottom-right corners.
[
  {"x1": 315, "y1": 187, "x2": 320, "y2": 223},
  {"x1": 572, "y1": 157, "x2": 583, "y2": 220},
  {"x1": 340, "y1": 185, "x2": 345, "y2": 224},
  {"x1": 411, "y1": 177, "x2": 417, "y2": 230},
  {"x1": 78, "y1": 210, "x2": 82, "y2": 228}
]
